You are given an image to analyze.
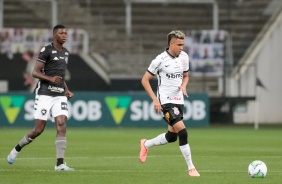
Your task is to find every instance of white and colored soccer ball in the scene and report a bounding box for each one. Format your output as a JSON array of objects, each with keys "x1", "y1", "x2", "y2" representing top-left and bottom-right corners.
[{"x1": 248, "y1": 160, "x2": 267, "y2": 178}]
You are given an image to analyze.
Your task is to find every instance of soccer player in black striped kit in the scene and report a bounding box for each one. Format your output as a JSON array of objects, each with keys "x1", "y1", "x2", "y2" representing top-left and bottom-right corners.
[{"x1": 7, "y1": 25, "x2": 74, "y2": 171}]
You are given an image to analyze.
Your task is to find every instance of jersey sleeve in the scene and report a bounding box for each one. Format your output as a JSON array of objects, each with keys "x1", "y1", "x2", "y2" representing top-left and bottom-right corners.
[
  {"x1": 183, "y1": 52, "x2": 189, "y2": 72},
  {"x1": 147, "y1": 55, "x2": 162, "y2": 75},
  {"x1": 37, "y1": 46, "x2": 50, "y2": 63}
]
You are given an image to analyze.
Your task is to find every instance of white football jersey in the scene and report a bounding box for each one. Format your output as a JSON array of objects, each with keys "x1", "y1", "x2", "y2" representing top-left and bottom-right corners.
[{"x1": 147, "y1": 50, "x2": 189, "y2": 105}]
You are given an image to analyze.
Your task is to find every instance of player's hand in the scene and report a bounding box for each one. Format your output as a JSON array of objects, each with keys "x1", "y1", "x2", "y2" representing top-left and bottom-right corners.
[
  {"x1": 153, "y1": 98, "x2": 162, "y2": 114},
  {"x1": 50, "y1": 76, "x2": 62, "y2": 83},
  {"x1": 65, "y1": 90, "x2": 74, "y2": 99},
  {"x1": 178, "y1": 86, "x2": 188, "y2": 97}
]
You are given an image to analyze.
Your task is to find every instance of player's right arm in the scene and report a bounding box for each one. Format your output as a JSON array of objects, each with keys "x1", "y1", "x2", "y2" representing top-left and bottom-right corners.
[
  {"x1": 142, "y1": 55, "x2": 163, "y2": 113},
  {"x1": 32, "y1": 46, "x2": 62, "y2": 84},
  {"x1": 141, "y1": 71, "x2": 162, "y2": 113},
  {"x1": 32, "y1": 61, "x2": 62, "y2": 83}
]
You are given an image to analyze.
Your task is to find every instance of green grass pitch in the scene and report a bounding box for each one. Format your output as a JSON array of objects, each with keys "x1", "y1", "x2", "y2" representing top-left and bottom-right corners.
[{"x1": 0, "y1": 125, "x2": 281, "y2": 184}]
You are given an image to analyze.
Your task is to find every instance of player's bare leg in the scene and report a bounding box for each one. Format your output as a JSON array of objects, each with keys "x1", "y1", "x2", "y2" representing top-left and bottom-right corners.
[{"x1": 7, "y1": 120, "x2": 46, "y2": 164}]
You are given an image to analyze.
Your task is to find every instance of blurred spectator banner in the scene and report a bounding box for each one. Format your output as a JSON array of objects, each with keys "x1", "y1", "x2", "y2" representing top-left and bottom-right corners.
[
  {"x1": 0, "y1": 28, "x2": 87, "y2": 56},
  {"x1": 184, "y1": 30, "x2": 226, "y2": 76},
  {"x1": 0, "y1": 92, "x2": 209, "y2": 128}
]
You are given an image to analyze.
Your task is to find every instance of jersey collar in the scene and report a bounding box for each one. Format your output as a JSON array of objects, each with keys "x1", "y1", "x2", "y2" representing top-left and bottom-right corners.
[
  {"x1": 51, "y1": 42, "x2": 64, "y2": 51},
  {"x1": 165, "y1": 48, "x2": 178, "y2": 58}
]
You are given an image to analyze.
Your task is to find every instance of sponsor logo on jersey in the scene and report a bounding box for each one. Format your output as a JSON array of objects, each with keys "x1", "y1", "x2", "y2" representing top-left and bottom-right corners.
[
  {"x1": 52, "y1": 50, "x2": 57, "y2": 54},
  {"x1": 165, "y1": 73, "x2": 182, "y2": 79},
  {"x1": 40, "y1": 47, "x2": 45, "y2": 52},
  {"x1": 59, "y1": 57, "x2": 64, "y2": 59},
  {"x1": 48, "y1": 85, "x2": 64, "y2": 93},
  {"x1": 167, "y1": 96, "x2": 182, "y2": 101}
]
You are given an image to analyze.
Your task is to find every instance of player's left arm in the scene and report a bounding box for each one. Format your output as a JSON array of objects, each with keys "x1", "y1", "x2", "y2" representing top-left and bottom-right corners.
[
  {"x1": 179, "y1": 53, "x2": 190, "y2": 97},
  {"x1": 64, "y1": 82, "x2": 73, "y2": 99},
  {"x1": 179, "y1": 71, "x2": 189, "y2": 97}
]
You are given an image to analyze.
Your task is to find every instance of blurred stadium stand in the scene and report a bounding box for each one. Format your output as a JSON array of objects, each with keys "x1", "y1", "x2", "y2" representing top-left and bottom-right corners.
[
  {"x1": 0, "y1": 53, "x2": 109, "y2": 91},
  {"x1": 0, "y1": 0, "x2": 277, "y2": 95}
]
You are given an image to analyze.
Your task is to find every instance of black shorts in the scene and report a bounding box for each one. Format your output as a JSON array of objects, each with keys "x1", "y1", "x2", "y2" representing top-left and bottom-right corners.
[{"x1": 161, "y1": 103, "x2": 184, "y2": 126}]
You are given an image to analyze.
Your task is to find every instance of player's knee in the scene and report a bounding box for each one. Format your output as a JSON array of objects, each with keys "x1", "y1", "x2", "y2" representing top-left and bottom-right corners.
[
  {"x1": 31, "y1": 128, "x2": 44, "y2": 138},
  {"x1": 178, "y1": 128, "x2": 188, "y2": 146},
  {"x1": 165, "y1": 131, "x2": 178, "y2": 143},
  {"x1": 55, "y1": 116, "x2": 67, "y2": 127},
  {"x1": 56, "y1": 120, "x2": 66, "y2": 127}
]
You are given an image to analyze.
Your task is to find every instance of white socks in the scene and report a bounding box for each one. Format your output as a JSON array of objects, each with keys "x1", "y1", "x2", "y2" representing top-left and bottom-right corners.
[
  {"x1": 144, "y1": 133, "x2": 168, "y2": 148},
  {"x1": 55, "y1": 137, "x2": 66, "y2": 159},
  {"x1": 144, "y1": 134, "x2": 196, "y2": 170},
  {"x1": 180, "y1": 144, "x2": 195, "y2": 170},
  {"x1": 19, "y1": 134, "x2": 33, "y2": 147}
]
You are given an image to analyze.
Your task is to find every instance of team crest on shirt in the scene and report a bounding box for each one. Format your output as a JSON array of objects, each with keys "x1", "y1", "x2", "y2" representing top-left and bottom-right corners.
[
  {"x1": 172, "y1": 107, "x2": 180, "y2": 115},
  {"x1": 41, "y1": 109, "x2": 47, "y2": 115},
  {"x1": 65, "y1": 57, "x2": 68, "y2": 64},
  {"x1": 165, "y1": 112, "x2": 170, "y2": 121},
  {"x1": 181, "y1": 59, "x2": 187, "y2": 68}
]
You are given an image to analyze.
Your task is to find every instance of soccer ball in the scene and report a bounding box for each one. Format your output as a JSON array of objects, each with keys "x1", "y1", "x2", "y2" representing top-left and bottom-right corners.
[{"x1": 248, "y1": 160, "x2": 267, "y2": 178}]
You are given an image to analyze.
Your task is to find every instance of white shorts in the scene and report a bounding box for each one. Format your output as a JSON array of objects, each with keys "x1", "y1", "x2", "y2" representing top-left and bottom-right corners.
[{"x1": 34, "y1": 95, "x2": 69, "y2": 122}]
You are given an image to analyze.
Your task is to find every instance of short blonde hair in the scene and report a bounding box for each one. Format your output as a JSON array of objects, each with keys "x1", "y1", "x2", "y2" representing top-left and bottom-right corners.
[{"x1": 167, "y1": 30, "x2": 185, "y2": 45}]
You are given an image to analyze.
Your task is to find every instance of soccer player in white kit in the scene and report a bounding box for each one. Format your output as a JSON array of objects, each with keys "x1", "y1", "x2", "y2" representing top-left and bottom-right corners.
[
  {"x1": 140, "y1": 30, "x2": 200, "y2": 177},
  {"x1": 7, "y1": 25, "x2": 74, "y2": 171}
]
